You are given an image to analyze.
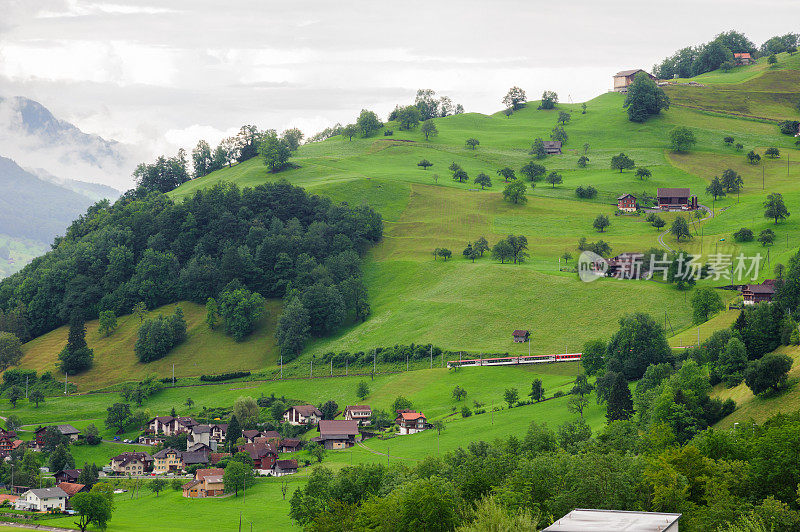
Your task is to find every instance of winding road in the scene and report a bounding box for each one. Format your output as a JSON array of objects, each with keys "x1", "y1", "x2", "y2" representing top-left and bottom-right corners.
[{"x1": 657, "y1": 205, "x2": 712, "y2": 252}]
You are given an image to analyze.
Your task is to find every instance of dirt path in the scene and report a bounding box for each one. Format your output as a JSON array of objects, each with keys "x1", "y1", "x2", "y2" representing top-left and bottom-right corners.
[
  {"x1": 0, "y1": 522, "x2": 76, "y2": 531},
  {"x1": 657, "y1": 205, "x2": 712, "y2": 252},
  {"x1": 356, "y1": 440, "x2": 420, "y2": 462}
]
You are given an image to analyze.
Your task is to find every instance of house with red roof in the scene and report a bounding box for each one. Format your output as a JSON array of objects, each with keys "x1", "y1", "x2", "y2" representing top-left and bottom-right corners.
[
  {"x1": 734, "y1": 52, "x2": 754, "y2": 65},
  {"x1": 395, "y1": 412, "x2": 429, "y2": 435}
]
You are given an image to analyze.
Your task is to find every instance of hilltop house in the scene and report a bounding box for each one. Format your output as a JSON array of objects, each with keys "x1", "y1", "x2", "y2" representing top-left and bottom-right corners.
[
  {"x1": 315, "y1": 420, "x2": 360, "y2": 449},
  {"x1": 284, "y1": 405, "x2": 323, "y2": 426},
  {"x1": 344, "y1": 405, "x2": 372, "y2": 425},
  {"x1": 110, "y1": 452, "x2": 153, "y2": 475},
  {"x1": 512, "y1": 330, "x2": 530, "y2": 343},
  {"x1": 14, "y1": 487, "x2": 68, "y2": 512},
  {"x1": 617, "y1": 194, "x2": 638, "y2": 212},
  {"x1": 395, "y1": 412, "x2": 429, "y2": 435},
  {"x1": 734, "y1": 52, "x2": 754, "y2": 65},
  {"x1": 613, "y1": 69, "x2": 656, "y2": 91},
  {"x1": 542, "y1": 141, "x2": 562, "y2": 155},
  {"x1": 657, "y1": 188, "x2": 698, "y2": 210}
]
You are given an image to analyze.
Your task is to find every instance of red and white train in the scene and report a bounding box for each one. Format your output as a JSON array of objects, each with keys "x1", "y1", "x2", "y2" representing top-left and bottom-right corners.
[{"x1": 446, "y1": 352, "x2": 582, "y2": 368}]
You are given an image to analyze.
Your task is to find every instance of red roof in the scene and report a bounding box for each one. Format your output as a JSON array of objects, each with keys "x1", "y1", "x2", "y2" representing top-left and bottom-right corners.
[
  {"x1": 734, "y1": 52, "x2": 752, "y2": 59},
  {"x1": 57, "y1": 482, "x2": 86, "y2": 497},
  {"x1": 397, "y1": 412, "x2": 425, "y2": 421}
]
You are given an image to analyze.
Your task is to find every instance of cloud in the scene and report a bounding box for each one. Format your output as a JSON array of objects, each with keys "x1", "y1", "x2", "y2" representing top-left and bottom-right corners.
[{"x1": 36, "y1": 0, "x2": 178, "y2": 18}]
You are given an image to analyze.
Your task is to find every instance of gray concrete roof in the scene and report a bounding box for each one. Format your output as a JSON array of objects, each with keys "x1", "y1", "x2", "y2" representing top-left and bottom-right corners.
[{"x1": 544, "y1": 509, "x2": 681, "y2": 531}]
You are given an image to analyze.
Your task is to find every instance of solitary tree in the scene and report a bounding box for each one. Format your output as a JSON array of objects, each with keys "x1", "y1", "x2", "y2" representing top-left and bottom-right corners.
[
  {"x1": 744, "y1": 353, "x2": 792, "y2": 396},
  {"x1": 453, "y1": 169, "x2": 469, "y2": 183},
  {"x1": 497, "y1": 167, "x2": 516, "y2": 181},
  {"x1": 721, "y1": 169, "x2": 743, "y2": 193},
  {"x1": 546, "y1": 172, "x2": 563, "y2": 188},
  {"x1": 474, "y1": 237, "x2": 490, "y2": 257},
  {"x1": 465, "y1": 138, "x2": 480, "y2": 150},
  {"x1": 557, "y1": 111, "x2": 571, "y2": 125},
  {"x1": 529, "y1": 379, "x2": 545, "y2": 402},
  {"x1": 417, "y1": 159, "x2": 433, "y2": 171},
  {"x1": 530, "y1": 138, "x2": 547, "y2": 159},
  {"x1": 765, "y1": 147, "x2": 781, "y2": 158},
  {"x1": 463, "y1": 243, "x2": 479, "y2": 262},
  {"x1": 593, "y1": 214, "x2": 610, "y2": 233},
  {"x1": 132, "y1": 301, "x2": 147, "y2": 322},
  {"x1": 150, "y1": 478, "x2": 168, "y2": 497},
  {"x1": 356, "y1": 381, "x2": 370, "y2": 400},
  {"x1": 503, "y1": 388, "x2": 519, "y2": 408},
  {"x1": 520, "y1": 161, "x2": 546, "y2": 181},
  {"x1": 205, "y1": 298, "x2": 219, "y2": 329},
  {"x1": 577, "y1": 156, "x2": 589, "y2": 168},
  {"x1": 452, "y1": 385, "x2": 467, "y2": 401},
  {"x1": 670, "y1": 217, "x2": 692, "y2": 242},
  {"x1": 342, "y1": 124, "x2": 358, "y2": 140},
  {"x1": 764, "y1": 193, "x2": 790, "y2": 224},
  {"x1": 610, "y1": 153, "x2": 635, "y2": 173},
  {"x1": 723, "y1": 136, "x2": 734, "y2": 146},
  {"x1": 691, "y1": 288, "x2": 724, "y2": 323},
  {"x1": 706, "y1": 177, "x2": 726, "y2": 201},
  {"x1": 747, "y1": 150, "x2": 761, "y2": 164},
  {"x1": 502, "y1": 180, "x2": 528, "y2": 204},
  {"x1": 669, "y1": 126, "x2": 697, "y2": 152},
  {"x1": 98, "y1": 311, "x2": 117, "y2": 337},
  {"x1": 421, "y1": 120, "x2": 438, "y2": 140},
  {"x1": 759, "y1": 229, "x2": 775, "y2": 246},
  {"x1": 635, "y1": 167, "x2": 652, "y2": 180},
  {"x1": 540, "y1": 91, "x2": 558, "y2": 109},
  {"x1": 72, "y1": 492, "x2": 112, "y2": 532},
  {"x1": 474, "y1": 173, "x2": 492, "y2": 189},
  {"x1": 502, "y1": 87, "x2": 527, "y2": 110},
  {"x1": 29, "y1": 390, "x2": 44, "y2": 407},
  {"x1": 623, "y1": 71, "x2": 669, "y2": 122}
]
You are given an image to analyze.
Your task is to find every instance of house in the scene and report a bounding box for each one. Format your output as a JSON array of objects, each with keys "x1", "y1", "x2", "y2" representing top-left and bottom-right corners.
[
  {"x1": 260, "y1": 430, "x2": 281, "y2": 444},
  {"x1": 153, "y1": 448, "x2": 184, "y2": 473},
  {"x1": 395, "y1": 412, "x2": 429, "y2": 435},
  {"x1": 512, "y1": 330, "x2": 530, "y2": 343},
  {"x1": 273, "y1": 459, "x2": 298, "y2": 477},
  {"x1": 734, "y1": 52, "x2": 753, "y2": 65},
  {"x1": 34, "y1": 424, "x2": 81, "y2": 446},
  {"x1": 137, "y1": 435, "x2": 164, "y2": 446},
  {"x1": 182, "y1": 450, "x2": 209, "y2": 469},
  {"x1": 209, "y1": 424, "x2": 227, "y2": 445},
  {"x1": 344, "y1": 405, "x2": 372, "y2": 425},
  {"x1": 238, "y1": 442, "x2": 278, "y2": 472},
  {"x1": 0, "y1": 435, "x2": 23, "y2": 456},
  {"x1": 657, "y1": 188, "x2": 698, "y2": 210},
  {"x1": 742, "y1": 279, "x2": 777, "y2": 305},
  {"x1": 542, "y1": 141, "x2": 562, "y2": 154},
  {"x1": 110, "y1": 452, "x2": 153, "y2": 475},
  {"x1": 316, "y1": 420, "x2": 360, "y2": 450},
  {"x1": 279, "y1": 438, "x2": 301, "y2": 453},
  {"x1": 284, "y1": 405, "x2": 323, "y2": 426},
  {"x1": 14, "y1": 487, "x2": 68, "y2": 512},
  {"x1": 605, "y1": 253, "x2": 646, "y2": 279},
  {"x1": 187, "y1": 442, "x2": 212, "y2": 453},
  {"x1": 57, "y1": 482, "x2": 88, "y2": 508},
  {"x1": 617, "y1": 193, "x2": 638, "y2": 212},
  {"x1": 147, "y1": 416, "x2": 197, "y2": 437},
  {"x1": 545, "y1": 509, "x2": 680, "y2": 531},
  {"x1": 613, "y1": 69, "x2": 656, "y2": 91},
  {"x1": 183, "y1": 468, "x2": 225, "y2": 498},
  {"x1": 188, "y1": 425, "x2": 213, "y2": 449},
  {"x1": 241, "y1": 430, "x2": 263, "y2": 444},
  {"x1": 54, "y1": 469, "x2": 82, "y2": 484},
  {"x1": 147, "y1": 416, "x2": 175, "y2": 434}
]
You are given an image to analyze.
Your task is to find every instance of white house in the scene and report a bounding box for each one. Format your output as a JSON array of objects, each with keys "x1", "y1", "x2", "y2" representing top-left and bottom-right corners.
[
  {"x1": 15, "y1": 487, "x2": 68, "y2": 512},
  {"x1": 283, "y1": 405, "x2": 322, "y2": 426}
]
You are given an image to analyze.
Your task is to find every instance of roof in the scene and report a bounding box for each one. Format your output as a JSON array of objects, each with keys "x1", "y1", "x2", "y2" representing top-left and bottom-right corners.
[
  {"x1": 182, "y1": 479, "x2": 201, "y2": 489},
  {"x1": 275, "y1": 459, "x2": 298, "y2": 470},
  {"x1": 542, "y1": 141, "x2": 562, "y2": 148},
  {"x1": 35, "y1": 424, "x2": 80, "y2": 436},
  {"x1": 211, "y1": 423, "x2": 228, "y2": 432},
  {"x1": 187, "y1": 443, "x2": 212, "y2": 452},
  {"x1": 397, "y1": 412, "x2": 425, "y2": 421},
  {"x1": 261, "y1": 431, "x2": 281, "y2": 439},
  {"x1": 280, "y1": 438, "x2": 301, "y2": 448},
  {"x1": 153, "y1": 448, "x2": 182, "y2": 459},
  {"x1": 242, "y1": 430, "x2": 261, "y2": 439},
  {"x1": 0, "y1": 494, "x2": 18, "y2": 503},
  {"x1": 544, "y1": 509, "x2": 681, "y2": 531},
  {"x1": 26, "y1": 487, "x2": 68, "y2": 500},
  {"x1": 182, "y1": 451, "x2": 210, "y2": 466},
  {"x1": 150, "y1": 416, "x2": 174, "y2": 424},
  {"x1": 204, "y1": 475, "x2": 224, "y2": 484},
  {"x1": 192, "y1": 425, "x2": 211, "y2": 434},
  {"x1": 111, "y1": 452, "x2": 153, "y2": 466},
  {"x1": 55, "y1": 469, "x2": 82, "y2": 479},
  {"x1": 734, "y1": 52, "x2": 752, "y2": 58},
  {"x1": 745, "y1": 283, "x2": 777, "y2": 294},
  {"x1": 618, "y1": 193, "x2": 636, "y2": 200},
  {"x1": 318, "y1": 420, "x2": 359, "y2": 438},
  {"x1": 657, "y1": 188, "x2": 690, "y2": 197},
  {"x1": 615, "y1": 69, "x2": 646, "y2": 76},
  {"x1": 288, "y1": 405, "x2": 322, "y2": 417},
  {"x1": 512, "y1": 329, "x2": 529, "y2": 336},
  {"x1": 57, "y1": 482, "x2": 86, "y2": 497},
  {"x1": 195, "y1": 468, "x2": 224, "y2": 481},
  {"x1": 239, "y1": 442, "x2": 277, "y2": 459},
  {"x1": 209, "y1": 453, "x2": 230, "y2": 464},
  {"x1": 345, "y1": 405, "x2": 372, "y2": 414}
]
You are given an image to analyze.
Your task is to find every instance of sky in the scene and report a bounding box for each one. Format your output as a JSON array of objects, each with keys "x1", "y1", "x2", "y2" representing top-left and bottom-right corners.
[{"x1": 1, "y1": 0, "x2": 800, "y2": 188}]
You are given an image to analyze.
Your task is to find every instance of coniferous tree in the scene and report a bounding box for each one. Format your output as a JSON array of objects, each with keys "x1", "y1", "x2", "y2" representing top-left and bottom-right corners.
[
  {"x1": 606, "y1": 373, "x2": 634, "y2": 421},
  {"x1": 226, "y1": 415, "x2": 242, "y2": 452}
]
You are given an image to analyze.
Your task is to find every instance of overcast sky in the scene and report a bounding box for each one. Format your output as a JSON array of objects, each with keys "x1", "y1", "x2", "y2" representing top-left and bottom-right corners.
[{"x1": 2, "y1": 0, "x2": 800, "y2": 186}]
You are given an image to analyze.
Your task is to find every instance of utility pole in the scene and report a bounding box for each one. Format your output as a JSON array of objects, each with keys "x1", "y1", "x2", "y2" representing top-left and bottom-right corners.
[
  {"x1": 330, "y1": 358, "x2": 332, "y2": 377},
  {"x1": 172, "y1": 363, "x2": 175, "y2": 385},
  {"x1": 406, "y1": 353, "x2": 408, "y2": 372},
  {"x1": 310, "y1": 359, "x2": 313, "y2": 378},
  {"x1": 346, "y1": 359, "x2": 348, "y2": 376},
  {"x1": 280, "y1": 355, "x2": 283, "y2": 379},
  {"x1": 763, "y1": 164, "x2": 765, "y2": 190},
  {"x1": 430, "y1": 345, "x2": 432, "y2": 369},
  {"x1": 64, "y1": 372, "x2": 68, "y2": 395},
  {"x1": 25, "y1": 376, "x2": 28, "y2": 399},
  {"x1": 373, "y1": 350, "x2": 376, "y2": 374}
]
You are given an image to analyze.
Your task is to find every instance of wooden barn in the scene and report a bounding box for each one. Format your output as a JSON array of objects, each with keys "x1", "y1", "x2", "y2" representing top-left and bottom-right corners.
[
  {"x1": 613, "y1": 69, "x2": 656, "y2": 92},
  {"x1": 542, "y1": 141, "x2": 562, "y2": 154},
  {"x1": 512, "y1": 330, "x2": 530, "y2": 343},
  {"x1": 657, "y1": 188, "x2": 698, "y2": 210}
]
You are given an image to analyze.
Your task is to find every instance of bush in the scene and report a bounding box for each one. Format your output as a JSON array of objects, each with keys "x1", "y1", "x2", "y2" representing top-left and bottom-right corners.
[
  {"x1": 384, "y1": 130, "x2": 393, "y2": 136},
  {"x1": 744, "y1": 353, "x2": 793, "y2": 396},
  {"x1": 553, "y1": 390, "x2": 565, "y2": 398},
  {"x1": 461, "y1": 406, "x2": 472, "y2": 418},
  {"x1": 734, "y1": 227, "x2": 754, "y2": 242},
  {"x1": 779, "y1": 120, "x2": 800, "y2": 136},
  {"x1": 219, "y1": 286, "x2": 266, "y2": 341},
  {"x1": 134, "y1": 307, "x2": 187, "y2": 363},
  {"x1": 200, "y1": 371, "x2": 251, "y2": 382},
  {"x1": 575, "y1": 185, "x2": 598, "y2": 199}
]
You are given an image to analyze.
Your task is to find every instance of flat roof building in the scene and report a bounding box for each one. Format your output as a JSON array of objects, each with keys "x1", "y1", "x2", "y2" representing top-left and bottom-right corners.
[{"x1": 544, "y1": 509, "x2": 681, "y2": 531}]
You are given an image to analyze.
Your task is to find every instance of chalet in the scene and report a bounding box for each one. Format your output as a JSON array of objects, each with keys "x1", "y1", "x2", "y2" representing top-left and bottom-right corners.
[
  {"x1": 734, "y1": 52, "x2": 754, "y2": 65},
  {"x1": 613, "y1": 69, "x2": 656, "y2": 92},
  {"x1": 0, "y1": 435, "x2": 23, "y2": 456},
  {"x1": 187, "y1": 442, "x2": 212, "y2": 453},
  {"x1": 545, "y1": 509, "x2": 680, "y2": 531},
  {"x1": 344, "y1": 405, "x2": 372, "y2": 425},
  {"x1": 147, "y1": 416, "x2": 174, "y2": 434},
  {"x1": 657, "y1": 188, "x2": 698, "y2": 210},
  {"x1": 147, "y1": 416, "x2": 197, "y2": 437},
  {"x1": 188, "y1": 425, "x2": 213, "y2": 449},
  {"x1": 35, "y1": 424, "x2": 81, "y2": 446},
  {"x1": 14, "y1": 487, "x2": 68, "y2": 512},
  {"x1": 512, "y1": 330, "x2": 530, "y2": 343},
  {"x1": 605, "y1": 253, "x2": 646, "y2": 279},
  {"x1": 395, "y1": 412, "x2": 429, "y2": 435},
  {"x1": 110, "y1": 452, "x2": 153, "y2": 475},
  {"x1": 209, "y1": 423, "x2": 227, "y2": 444},
  {"x1": 183, "y1": 468, "x2": 225, "y2": 498},
  {"x1": 279, "y1": 438, "x2": 302, "y2": 453},
  {"x1": 316, "y1": 420, "x2": 360, "y2": 449},
  {"x1": 238, "y1": 442, "x2": 278, "y2": 473},
  {"x1": 137, "y1": 435, "x2": 164, "y2": 446},
  {"x1": 617, "y1": 193, "x2": 637, "y2": 212},
  {"x1": 208, "y1": 452, "x2": 231, "y2": 465},
  {"x1": 182, "y1": 450, "x2": 210, "y2": 469},
  {"x1": 153, "y1": 448, "x2": 184, "y2": 473},
  {"x1": 273, "y1": 459, "x2": 298, "y2": 477},
  {"x1": 742, "y1": 279, "x2": 778, "y2": 305},
  {"x1": 284, "y1": 405, "x2": 323, "y2": 426},
  {"x1": 54, "y1": 469, "x2": 82, "y2": 484},
  {"x1": 242, "y1": 430, "x2": 264, "y2": 444},
  {"x1": 542, "y1": 141, "x2": 562, "y2": 155},
  {"x1": 260, "y1": 430, "x2": 281, "y2": 444}
]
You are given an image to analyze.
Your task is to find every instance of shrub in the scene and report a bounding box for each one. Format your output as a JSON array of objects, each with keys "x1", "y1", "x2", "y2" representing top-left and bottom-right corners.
[
  {"x1": 575, "y1": 185, "x2": 598, "y2": 199},
  {"x1": 383, "y1": 130, "x2": 393, "y2": 136},
  {"x1": 200, "y1": 371, "x2": 251, "y2": 382},
  {"x1": 733, "y1": 227, "x2": 754, "y2": 242},
  {"x1": 553, "y1": 390, "x2": 565, "y2": 398},
  {"x1": 134, "y1": 307, "x2": 187, "y2": 363},
  {"x1": 779, "y1": 121, "x2": 800, "y2": 136},
  {"x1": 461, "y1": 406, "x2": 472, "y2": 418}
]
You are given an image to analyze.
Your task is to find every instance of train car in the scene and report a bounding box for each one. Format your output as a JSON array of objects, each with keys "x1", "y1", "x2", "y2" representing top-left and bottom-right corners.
[{"x1": 446, "y1": 353, "x2": 582, "y2": 368}]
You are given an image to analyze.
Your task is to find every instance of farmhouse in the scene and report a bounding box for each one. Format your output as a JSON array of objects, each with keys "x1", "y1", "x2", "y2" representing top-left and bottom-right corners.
[
  {"x1": 238, "y1": 442, "x2": 278, "y2": 473},
  {"x1": 657, "y1": 188, "x2": 698, "y2": 210},
  {"x1": 284, "y1": 405, "x2": 323, "y2": 426},
  {"x1": 617, "y1": 194, "x2": 637, "y2": 212},
  {"x1": 605, "y1": 253, "x2": 646, "y2": 279},
  {"x1": 613, "y1": 69, "x2": 656, "y2": 91},
  {"x1": 153, "y1": 448, "x2": 184, "y2": 473},
  {"x1": 0, "y1": 435, "x2": 23, "y2": 456},
  {"x1": 54, "y1": 469, "x2": 81, "y2": 484},
  {"x1": 542, "y1": 141, "x2": 562, "y2": 155},
  {"x1": 344, "y1": 405, "x2": 372, "y2": 425},
  {"x1": 395, "y1": 411, "x2": 429, "y2": 435},
  {"x1": 35, "y1": 424, "x2": 81, "y2": 447},
  {"x1": 279, "y1": 438, "x2": 301, "y2": 453},
  {"x1": 273, "y1": 459, "x2": 298, "y2": 477},
  {"x1": 316, "y1": 420, "x2": 360, "y2": 449},
  {"x1": 512, "y1": 330, "x2": 530, "y2": 343},
  {"x1": 14, "y1": 487, "x2": 68, "y2": 512},
  {"x1": 146, "y1": 416, "x2": 197, "y2": 437},
  {"x1": 545, "y1": 509, "x2": 681, "y2": 531},
  {"x1": 734, "y1": 52, "x2": 754, "y2": 65},
  {"x1": 110, "y1": 452, "x2": 153, "y2": 475},
  {"x1": 742, "y1": 279, "x2": 777, "y2": 305}
]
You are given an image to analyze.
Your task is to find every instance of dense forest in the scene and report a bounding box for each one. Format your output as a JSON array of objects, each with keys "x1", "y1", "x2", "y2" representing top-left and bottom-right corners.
[{"x1": 0, "y1": 181, "x2": 382, "y2": 358}]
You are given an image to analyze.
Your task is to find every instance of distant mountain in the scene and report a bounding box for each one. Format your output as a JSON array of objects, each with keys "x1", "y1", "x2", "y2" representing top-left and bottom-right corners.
[
  {"x1": 0, "y1": 96, "x2": 138, "y2": 190},
  {"x1": 26, "y1": 167, "x2": 120, "y2": 203},
  {"x1": 0, "y1": 155, "x2": 100, "y2": 244}
]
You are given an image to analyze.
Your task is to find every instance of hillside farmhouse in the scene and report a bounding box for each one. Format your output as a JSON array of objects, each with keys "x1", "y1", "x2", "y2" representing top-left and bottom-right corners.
[
  {"x1": 613, "y1": 69, "x2": 656, "y2": 91},
  {"x1": 274, "y1": 459, "x2": 299, "y2": 477},
  {"x1": 657, "y1": 188, "x2": 698, "y2": 210},
  {"x1": 110, "y1": 452, "x2": 153, "y2": 475},
  {"x1": 742, "y1": 279, "x2": 777, "y2": 305},
  {"x1": 35, "y1": 424, "x2": 80, "y2": 447},
  {"x1": 734, "y1": 52, "x2": 754, "y2": 65},
  {"x1": 344, "y1": 405, "x2": 372, "y2": 425},
  {"x1": 183, "y1": 468, "x2": 225, "y2": 498},
  {"x1": 542, "y1": 141, "x2": 562, "y2": 154},
  {"x1": 617, "y1": 194, "x2": 637, "y2": 212},
  {"x1": 315, "y1": 420, "x2": 360, "y2": 449},
  {"x1": 513, "y1": 330, "x2": 530, "y2": 343},
  {"x1": 15, "y1": 487, "x2": 68, "y2": 512},
  {"x1": 396, "y1": 411, "x2": 429, "y2": 435}
]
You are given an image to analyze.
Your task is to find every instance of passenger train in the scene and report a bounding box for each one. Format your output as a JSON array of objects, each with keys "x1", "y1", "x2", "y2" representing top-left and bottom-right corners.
[{"x1": 446, "y1": 352, "x2": 582, "y2": 368}]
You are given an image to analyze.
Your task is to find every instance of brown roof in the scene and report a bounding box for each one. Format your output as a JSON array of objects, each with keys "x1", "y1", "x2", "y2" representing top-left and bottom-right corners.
[
  {"x1": 618, "y1": 194, "x2": 636, "y2": 200},
  {"x1": 261, "y1": 431, "x2": 281, "y2": 439},
  {"x1": 745, "y1": 283, "x2": 776, "y2": 294},
  {"x1": 657, "y1": 188, "x2": 690, "y2": 197},
  {"x1": 275, "y1": 459, "x2": 298, "y2": 470},
  {"x1": 280, "y1": 438, "x2": 301, "y2": 448},
  {"x1": 318, "y1": 420, "x2": 359, "y2": 437},
  {"x1": 542, "y1": 141, "x2": 562, "y2": 149},
  {"x1": 512, "y1": 330, "x2": 529, "y2": 336},
  {"x1": 242, "y1": 430, "x2": 261, "y2": 439},
  {"x1": 239, "y1": 442, "x2": 277, "y2": 459},
  {"x1": 195, "y1": 468, "x2": 224, "y2": 481},
  {"x1": 57, "y1": 482, "x2": 86, "y2": 497},
  {"x1": 209, "y1": 453, "x2": 230, "y2": 465},
  {"x1": 289, "y1": 405, "x2": 322, "y2": 417},
  {"x1": 615, "y1": 69, "x2": 653, "y2": 77},
  {"x1": 345, "y1": 405, "x2": 371, "y2": 415},
  {"x1": 182, "y1": 479, "x2": 201, "y2": 489}
]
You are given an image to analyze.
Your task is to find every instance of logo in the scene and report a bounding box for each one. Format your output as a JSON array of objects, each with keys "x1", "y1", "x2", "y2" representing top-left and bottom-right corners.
[{"x1": 578, "y1": 251, "x2": 607, "y2": 282}]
